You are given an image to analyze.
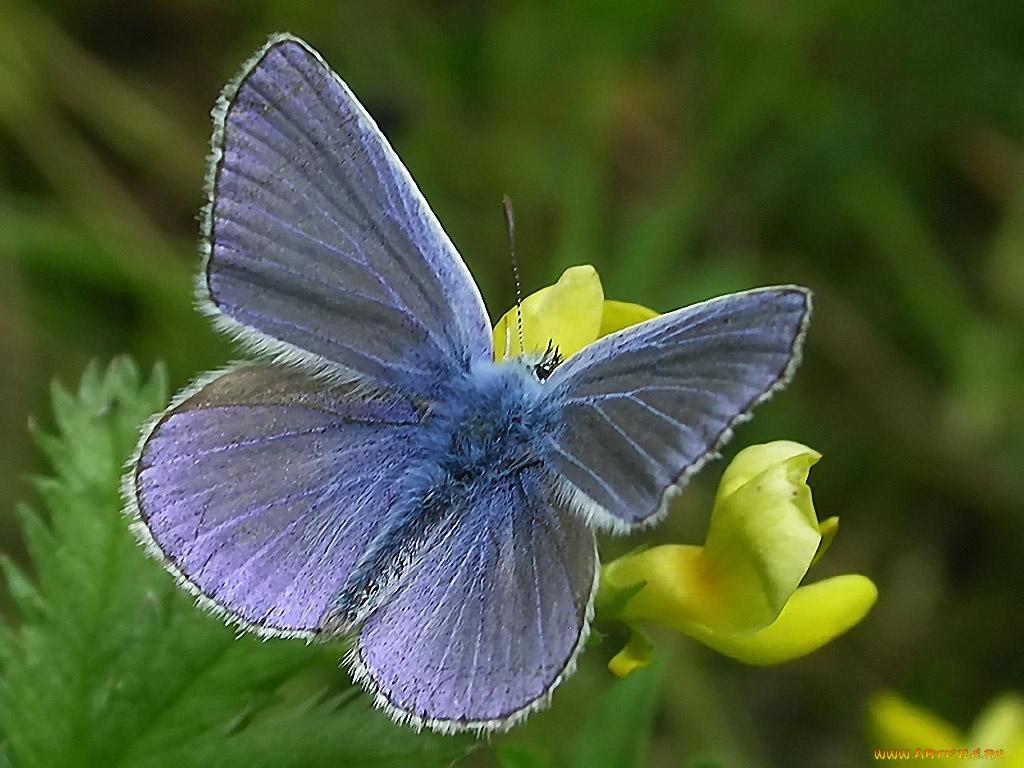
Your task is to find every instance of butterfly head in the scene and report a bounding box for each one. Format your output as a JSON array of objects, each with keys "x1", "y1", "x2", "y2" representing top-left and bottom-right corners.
[{"x1": 532, "y1": 340, "x2": 563, "y2": 381}]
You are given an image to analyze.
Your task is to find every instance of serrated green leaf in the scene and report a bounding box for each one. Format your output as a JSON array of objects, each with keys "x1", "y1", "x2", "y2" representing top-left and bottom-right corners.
[
  {"x1": 0, "y1": 559, "x2": 45, "y2": 624},
  {"x1": 12, "y1": 503, "x2": 55, "y2": 575},
  {"x1": 27, "y1": 429, "x2": 65, "y2": 471},
  {"x1": 76, "y1": 360, "x2": 104, "y2": 398},
  {"x1": 48, "y1": 380, "x2": 78, "y2": 434},
  {"x1": 0, "y1": 358, "x2": 475, "y2": 768}
]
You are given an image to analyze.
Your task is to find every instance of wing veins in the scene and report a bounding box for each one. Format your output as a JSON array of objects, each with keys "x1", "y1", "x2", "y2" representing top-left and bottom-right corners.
[
  {"x1": 154, "y1": 421, "x2": 346, "y2": 466},
  {"x1": 221, "y1": 302, "x2": 426, "y2": 377},
  {"x1": 192, "y1": 478, "x2": 340, "y2": 574},
  {"x1": 278, "y1": 46, "x2": 409, "y2": 220},
  {"x1": 540, "y1": 434, "x2": 628, "y2": 510},
  {"x1": 578, "y1": 400, "x2": 665, "y2": 469},
  {"x1": 234, "y1": 77, "x2": 453, "y2": 332},
  {"x1": 220, "y1": 123, "x2": 433, "y2": 331},
  {"x1": 214, "y1": 230, "x2": 434, "y2": 340}
]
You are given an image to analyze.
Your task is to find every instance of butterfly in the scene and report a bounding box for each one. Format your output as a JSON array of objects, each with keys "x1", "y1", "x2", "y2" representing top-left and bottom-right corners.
[{"x1": 126, "y1": 33, "x2": 812, "y2": 734}]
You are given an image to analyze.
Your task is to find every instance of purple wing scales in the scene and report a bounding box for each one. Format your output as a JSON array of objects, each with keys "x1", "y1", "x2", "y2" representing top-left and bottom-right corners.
[
  {"x1": 205, "y1": 35, "x2": 492, "y2": 397},
  {"x1": 351, "y1": 466, "x2": 597, "y2": 732},
  {"x1": 537, "y1": 287, "x2": 811, "y2": 532},
  {"x1": 131, "y1": 364, "x2": 422, "y2": 635}
]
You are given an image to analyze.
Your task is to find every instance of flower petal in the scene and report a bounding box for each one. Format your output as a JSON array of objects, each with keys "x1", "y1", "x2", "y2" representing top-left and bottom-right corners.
[
  {"x1": 967, "y1": 693, "x2": 1024, "y2": 757},
  {"x1": 714, "y1": 440, "x2": 821, "y2": 502},
  {"x1": 691, "y1": 574, "x2": 878, "y2": 665},
  {"x1": 600, "y1": 544, "x2": 711, "y2": 635},
  {"x1": 607, "y1": 627, "x2": 655, "y2": 678},
  {"x1": 810, "y1": 516, "x2": 839, "y2": 567},
  {"x1": 868, "y1": 690, "x2": 961, "y2": 748},
  {"x1": 696, "y1": 444, "x2": 823, "y2": 634},
  {"x1": 493, "y1": 265, "x2": 604, "y2": 360},
  {"x1": 599, "y1": 443, "x2": 836, "y2": 639},
  {"x1": 598, "y1": 300, "x2": 659, "y2": 337}
]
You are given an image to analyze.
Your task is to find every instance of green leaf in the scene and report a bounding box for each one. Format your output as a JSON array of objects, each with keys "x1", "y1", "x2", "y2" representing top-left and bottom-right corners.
[
  {"x1": 565, "y1": 657, "x2": 664, "y2": 768},
  {"x1": 0, "y1": 359, "x2": 474, "y2": 768}
]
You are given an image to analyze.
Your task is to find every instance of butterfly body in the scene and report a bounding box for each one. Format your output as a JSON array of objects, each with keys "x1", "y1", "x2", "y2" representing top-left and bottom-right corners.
[
  {"x1": 326, "y1": 358, "x2": 552, "y2": 632},
  {"x1": 127, "y1": 33, "x2": 812, "y2": 734},
  {"x1": 428, "y1": 358, "x2": 549, "y2": 485}
]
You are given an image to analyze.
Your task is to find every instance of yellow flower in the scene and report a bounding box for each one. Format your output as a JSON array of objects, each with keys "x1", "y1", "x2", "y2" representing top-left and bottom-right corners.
[
  {"x1": 597, "y1": 442, "x2": 876, "y2": 674},
  {"x1": 492, "y1": 265, "x2": 657, "y2": 361},
  {"x1": 868, "y1": 691, "x2": 1024, "y2": 766},
  {"x1": 492, "y1": 266, "x2": 876, "y2": 676}
]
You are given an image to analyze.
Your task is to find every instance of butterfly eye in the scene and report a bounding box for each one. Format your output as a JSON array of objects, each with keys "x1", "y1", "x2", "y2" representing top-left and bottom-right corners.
[{"x1": 533, "y1": 340, "x2": 563, "y2": 381}]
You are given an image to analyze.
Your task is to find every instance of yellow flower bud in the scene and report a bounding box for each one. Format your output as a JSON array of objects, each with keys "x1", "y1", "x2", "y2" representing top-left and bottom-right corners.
[{"x1": 599, "y1": 442, "x2": 876, "y2": 672}]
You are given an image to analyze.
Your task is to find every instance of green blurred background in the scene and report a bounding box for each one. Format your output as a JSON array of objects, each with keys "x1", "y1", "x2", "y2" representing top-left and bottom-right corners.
[{"x1": 1, "y1": 0, "x2": 1022, "y2": 765}]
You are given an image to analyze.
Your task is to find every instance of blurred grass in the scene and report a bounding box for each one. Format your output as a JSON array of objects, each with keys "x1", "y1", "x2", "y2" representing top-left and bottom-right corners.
[{"x1": 0, "y1": 0, "x2": 1022, "y2": 766}]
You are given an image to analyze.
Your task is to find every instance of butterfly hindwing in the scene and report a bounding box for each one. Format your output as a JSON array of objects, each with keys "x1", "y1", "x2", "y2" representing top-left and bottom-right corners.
[
  {"x1": 537, "y1": 287, "x2": 812, "y2": 532},
  {"x1": 351, "y1": 465, "x2": 598, "y2": 732},
  {"x1": 131, "y1": 364, "x2": 424, "y2": 635},
  {"x1": 205, "y1": 35, "x2": 492, "y2": 397}
]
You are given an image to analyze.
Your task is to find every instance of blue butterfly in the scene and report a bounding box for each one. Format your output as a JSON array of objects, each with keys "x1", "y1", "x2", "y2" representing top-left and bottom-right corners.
[{"x1": 127, "y1": 34, "x2": 811, "y2": 734}]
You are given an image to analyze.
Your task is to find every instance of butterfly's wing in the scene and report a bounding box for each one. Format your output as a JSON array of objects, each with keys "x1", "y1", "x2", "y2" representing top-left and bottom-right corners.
[
  {"x1": 204, "y1": 35, "x2": 491, "y2": 398},
  {"x1": 351, "y1": 466, "x2": 598, "y2": 733},
  {"x1": 129, "y1": 364, "x2": 424, "y2": 635},
  {"x1": 536, "y1": 286, "x2": 811, "y2": 532}
]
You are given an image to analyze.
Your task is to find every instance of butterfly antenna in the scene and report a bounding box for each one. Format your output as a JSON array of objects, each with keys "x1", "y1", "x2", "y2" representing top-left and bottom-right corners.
[{"x1": 502, "y1": 194, "x2": 525, "y2": 358}]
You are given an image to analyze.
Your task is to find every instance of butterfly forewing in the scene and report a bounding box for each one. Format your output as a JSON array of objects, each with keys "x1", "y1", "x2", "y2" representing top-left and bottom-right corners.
[
  {"x1": 537, "y1": 287, "x2": 811, "y2": 532},
  {"x1": 205, "y1": 36, "x2": 492, "y2": 397}
]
